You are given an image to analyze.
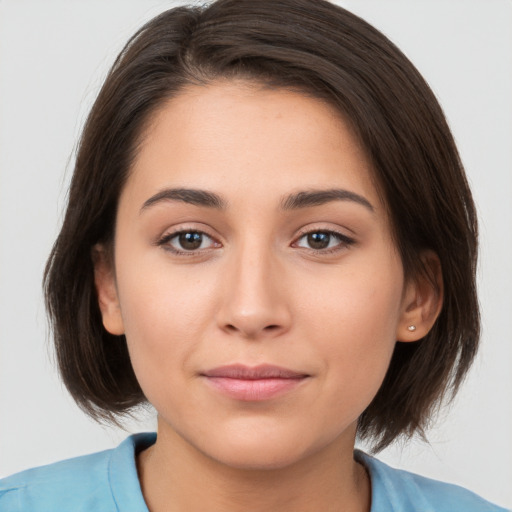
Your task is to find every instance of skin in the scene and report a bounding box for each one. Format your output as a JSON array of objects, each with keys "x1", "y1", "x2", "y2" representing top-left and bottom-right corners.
[{"x1": 94, "y1": 80, "x2": 441, "y2": 512}]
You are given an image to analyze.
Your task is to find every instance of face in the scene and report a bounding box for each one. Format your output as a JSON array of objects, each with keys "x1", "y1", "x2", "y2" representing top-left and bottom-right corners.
[{"x1": 97, "y1": 80, "x2": 422, "y2": 470}]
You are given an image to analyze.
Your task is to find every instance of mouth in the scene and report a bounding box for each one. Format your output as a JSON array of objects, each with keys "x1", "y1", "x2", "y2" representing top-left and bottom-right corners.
[{"x1": 200, "y1": 364, "x2": 310, "y2": 401}]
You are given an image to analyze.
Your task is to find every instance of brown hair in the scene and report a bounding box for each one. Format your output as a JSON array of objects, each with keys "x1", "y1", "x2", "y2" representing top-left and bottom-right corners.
[{"x1": 44, "y1": 0, "x2": 479, "y2": 451}]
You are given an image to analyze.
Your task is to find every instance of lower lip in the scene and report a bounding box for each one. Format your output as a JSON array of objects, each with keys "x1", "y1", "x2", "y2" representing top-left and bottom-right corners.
[{"x1": 203, "y1": 376, "x2": 307, "y2": 401}]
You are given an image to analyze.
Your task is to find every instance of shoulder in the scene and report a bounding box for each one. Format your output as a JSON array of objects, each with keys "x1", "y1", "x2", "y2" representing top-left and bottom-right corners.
[
  {"x1": 356, "y1": 451, "x2": 510, "y2": 512},
  {"x1": 0, "y1": 433, "x2": 156, "y2": 512},
  {"x1": 0, "y1": 447, "x2": 115, "y2": 512}
]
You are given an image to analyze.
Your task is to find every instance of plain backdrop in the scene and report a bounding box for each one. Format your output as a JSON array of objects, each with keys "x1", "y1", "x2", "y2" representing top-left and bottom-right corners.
[{"x1": 0, "y1": 0, "x2": 511, "y2": 508}]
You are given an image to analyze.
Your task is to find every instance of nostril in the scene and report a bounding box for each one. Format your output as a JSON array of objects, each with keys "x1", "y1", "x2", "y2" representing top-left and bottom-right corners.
[{"x1": 223, "y1": 323, "x2": 281, "y2": 335}]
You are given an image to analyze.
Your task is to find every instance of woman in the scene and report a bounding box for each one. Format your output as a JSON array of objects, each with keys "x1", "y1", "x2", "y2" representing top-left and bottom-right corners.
[{"x1": 0, "y1": 1, "x2": 508, "y2": 510}]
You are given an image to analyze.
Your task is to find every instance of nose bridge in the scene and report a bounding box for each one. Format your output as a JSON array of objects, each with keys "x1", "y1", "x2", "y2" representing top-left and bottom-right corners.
[{"x1": 218, "y1": 235, "x2": 290, "y2": 338}]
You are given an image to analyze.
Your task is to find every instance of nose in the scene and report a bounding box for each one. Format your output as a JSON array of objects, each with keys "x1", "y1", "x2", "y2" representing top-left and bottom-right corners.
[{"x1": 216, "y1": 245, "x2": 292, "y2": 340}]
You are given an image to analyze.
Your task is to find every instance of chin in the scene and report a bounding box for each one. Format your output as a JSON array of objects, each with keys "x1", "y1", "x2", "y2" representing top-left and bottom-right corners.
[{"x1": 195, "y1": 425, "x2": 331, "y2": 472}]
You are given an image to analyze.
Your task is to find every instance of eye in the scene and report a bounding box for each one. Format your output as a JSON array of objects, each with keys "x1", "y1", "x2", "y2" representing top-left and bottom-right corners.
[
  {"x1": 158, "y1": 230, "x2": 219, "y2": 254},
  {"x1": 294, "y1": 230, "x2": 354, "y2": 252}
]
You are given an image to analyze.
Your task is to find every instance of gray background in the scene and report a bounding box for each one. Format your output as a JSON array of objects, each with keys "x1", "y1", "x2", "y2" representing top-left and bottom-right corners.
[{"x1": 1, "y1": 1, "x2": 511, "y2": 508}]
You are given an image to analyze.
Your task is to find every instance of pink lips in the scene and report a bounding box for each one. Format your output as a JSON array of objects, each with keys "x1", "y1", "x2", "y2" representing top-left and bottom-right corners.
[{"x1": 201, "y1": 364, "x2": 309, "y2": 401}]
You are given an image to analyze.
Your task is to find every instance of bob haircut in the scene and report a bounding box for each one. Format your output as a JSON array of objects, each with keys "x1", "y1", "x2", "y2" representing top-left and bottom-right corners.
[{"x1": 44, "y1": 0, "x2": 479, "y2": 452}]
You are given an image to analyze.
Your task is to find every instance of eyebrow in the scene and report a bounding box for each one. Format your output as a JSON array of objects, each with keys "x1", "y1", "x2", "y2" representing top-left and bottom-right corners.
[
  {"x1": 140, "y1": 187, "x2": 374, "y2": 214},
  {"x1": 280, "y1": 189, "x2": 374, "y2": 212},
  {"x1": 140, "y1": 187, "x2": 227, "y2": 213}
]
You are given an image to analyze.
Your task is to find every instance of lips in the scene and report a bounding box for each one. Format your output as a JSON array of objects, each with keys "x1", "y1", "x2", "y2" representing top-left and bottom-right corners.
[{"x1": 201, "y1": 364, "x2": 309, "y2": 401}]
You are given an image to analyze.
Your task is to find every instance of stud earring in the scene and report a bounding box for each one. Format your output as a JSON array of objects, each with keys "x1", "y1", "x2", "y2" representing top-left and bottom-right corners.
[{"x1": 407, "y1": 325, "x2": 416, "y2": 332}]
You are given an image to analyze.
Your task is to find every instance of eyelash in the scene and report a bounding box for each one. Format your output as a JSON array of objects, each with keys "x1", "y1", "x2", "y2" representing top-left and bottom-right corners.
[
  {"x1": 156, "y1": 228, "x2": 355, "y2": 256},
  {"x1": 156, "y1": 229, "x2": 220, "y2": 256},
  {"x1": 293, "y1": 229, "x2": 356, "y2": 254}
]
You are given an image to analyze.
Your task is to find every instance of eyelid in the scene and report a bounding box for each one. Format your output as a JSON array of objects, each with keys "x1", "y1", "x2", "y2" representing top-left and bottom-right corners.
[
  {"x1": 291, "y1": 226, "x2": 356, "y2": 253},
  {"x1": 154, "y1": 223, "x2": 355, "y2": 257},
  {"x1": 155, "y1": 225, "x2": 222, "y2": 256}
]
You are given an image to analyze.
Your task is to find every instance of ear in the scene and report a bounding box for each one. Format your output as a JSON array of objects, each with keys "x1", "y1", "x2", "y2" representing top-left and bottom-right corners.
[
  {"x1": 397, "y1": 251, "x2": 443, "y2": 342},
  {"x1": 92, "y1": 244, "x2": 125, "y2": 335}
]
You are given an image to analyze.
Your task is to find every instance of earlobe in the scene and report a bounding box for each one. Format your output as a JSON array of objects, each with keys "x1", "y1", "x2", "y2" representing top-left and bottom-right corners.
[
  {"x1": 92, "y1": 244, "x2": 125, "y2": 336},
  {"x1": 397, "y1": 251, "x2": 443, "y2": 342}
]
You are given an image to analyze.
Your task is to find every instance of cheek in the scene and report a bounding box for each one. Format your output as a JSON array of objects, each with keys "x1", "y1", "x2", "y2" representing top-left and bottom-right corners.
[
  {"x1": 114, "y1": 257, "x2": 220, "y2": 389},
  {"x1": 301, "y1": 259, "x2": 404, "y2": 402},
  {"x1": 301, "y1": 256, "x2": 403, "y2": 340}
]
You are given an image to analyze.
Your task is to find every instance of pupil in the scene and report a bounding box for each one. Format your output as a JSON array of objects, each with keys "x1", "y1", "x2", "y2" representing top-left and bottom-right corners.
[
  {"x1": 308, "y1": 232, "x2": 330, "y2": 249},
  {"x1": 179, "y1": 232, "x2": 202, "y2": 250}
]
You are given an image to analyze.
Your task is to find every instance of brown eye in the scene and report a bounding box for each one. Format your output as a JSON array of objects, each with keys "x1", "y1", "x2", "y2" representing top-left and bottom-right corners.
[
  {"x1": 177, "y1": 232, "x2": 203, "y2": 250},
  {"x1": 307, "y1": 232, "x2": 331, "y2": 249},
  {"x1": 159, "y1": 230, "x2": 218, "y2": 253},
  {"x1": 294, "y1": 230, "x2": 355, "y2": 252}
]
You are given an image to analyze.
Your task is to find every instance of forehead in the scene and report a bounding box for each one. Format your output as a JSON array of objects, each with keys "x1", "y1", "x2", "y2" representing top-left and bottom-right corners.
[{"x1": 123, "y1": 80, "x2": 384, "y2": 215}]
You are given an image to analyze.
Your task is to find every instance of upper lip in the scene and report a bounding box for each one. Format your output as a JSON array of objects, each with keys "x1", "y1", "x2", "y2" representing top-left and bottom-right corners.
[{"x1": 201, "y1": 364, "x2": 309, "y2": 380}]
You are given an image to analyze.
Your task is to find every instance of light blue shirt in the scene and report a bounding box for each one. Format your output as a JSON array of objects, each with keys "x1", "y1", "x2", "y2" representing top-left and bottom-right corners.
[{"x1": 1, "y1": 433, "x2": 508, "y2": 511}]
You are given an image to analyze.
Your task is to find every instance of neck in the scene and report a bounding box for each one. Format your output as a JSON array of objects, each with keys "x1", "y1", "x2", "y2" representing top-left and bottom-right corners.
[{"x1": 137, "y1": 422, "x2": 371, "y2": 512}]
